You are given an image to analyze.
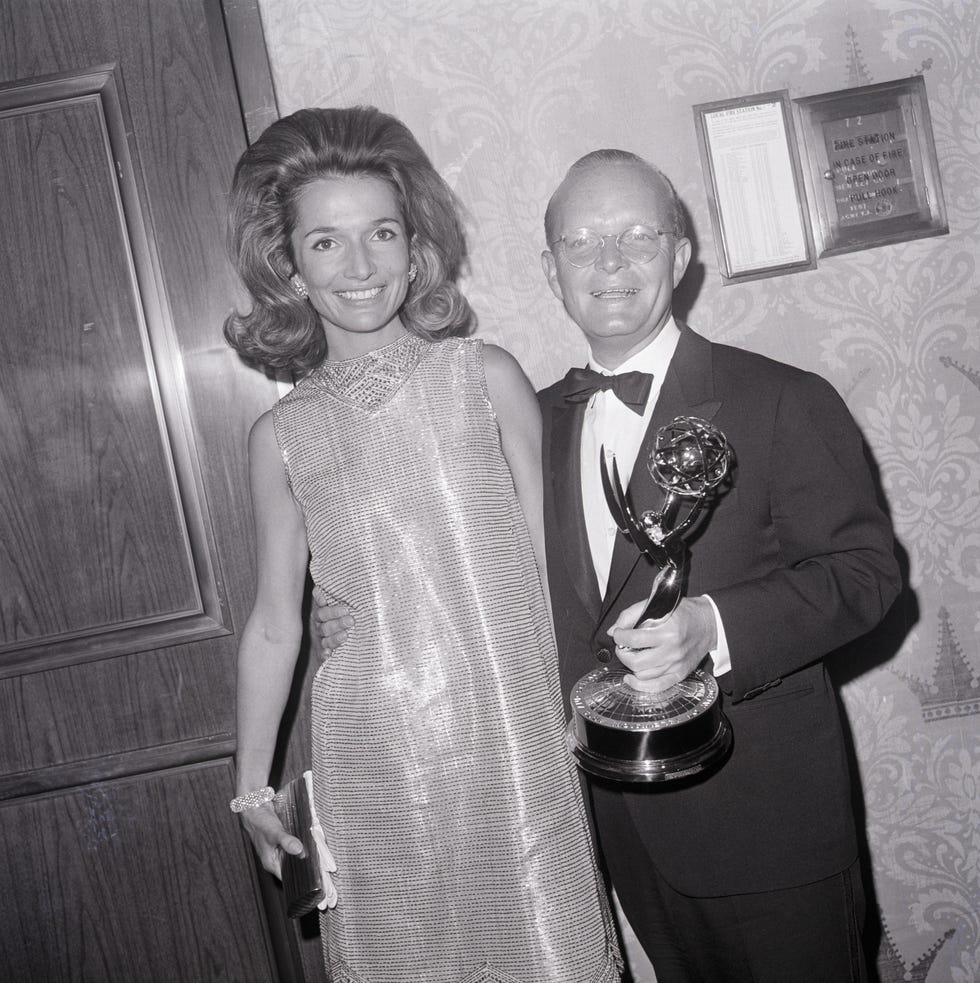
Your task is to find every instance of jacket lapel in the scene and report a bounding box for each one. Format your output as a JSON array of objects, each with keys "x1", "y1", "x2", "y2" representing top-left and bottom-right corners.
[
  {"x1": 600, "y1": 325, "x2": 722, "y2": 622},
  {"x1": 549, "y1": 398, "x2": 603, "y2": 622}
]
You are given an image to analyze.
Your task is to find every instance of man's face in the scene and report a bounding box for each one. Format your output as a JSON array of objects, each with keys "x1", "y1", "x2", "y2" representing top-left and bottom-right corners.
[{"x1": 541, "y1": 162, "x2": 691, "y2": 368}]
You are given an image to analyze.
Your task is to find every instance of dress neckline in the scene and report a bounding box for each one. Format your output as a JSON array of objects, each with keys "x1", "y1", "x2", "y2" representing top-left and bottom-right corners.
[{"x1": 307, "y1": 333, "x2": 430, "y2": 411}]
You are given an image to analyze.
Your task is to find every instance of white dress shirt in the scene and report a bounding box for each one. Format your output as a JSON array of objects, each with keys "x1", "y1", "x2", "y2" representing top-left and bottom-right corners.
[{"x1": 579, "y1": 317, "x2": 731, "y2": 677}]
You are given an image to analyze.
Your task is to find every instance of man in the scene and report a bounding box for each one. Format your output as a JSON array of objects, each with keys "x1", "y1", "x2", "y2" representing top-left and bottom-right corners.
[{"x1": 315, "y1": 150, "x2": 901, "y2": 982}]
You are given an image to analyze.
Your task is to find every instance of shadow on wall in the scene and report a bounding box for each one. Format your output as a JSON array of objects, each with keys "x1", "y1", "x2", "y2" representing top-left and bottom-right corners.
[
  {"x1": 829, "y1": 452, "x2": 917, "y2": 983},
  {"x1": 673, "y1": 201, "x2": 703, "y2": 324}
]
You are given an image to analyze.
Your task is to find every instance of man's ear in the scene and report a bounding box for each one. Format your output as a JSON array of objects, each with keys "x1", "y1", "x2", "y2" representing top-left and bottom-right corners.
[
  {"x1": 541, "y1": 249, "x2": 563, "y2": 301},
  {"x1": 672, "y1": 236, "x2": 692, "y2": 289}
]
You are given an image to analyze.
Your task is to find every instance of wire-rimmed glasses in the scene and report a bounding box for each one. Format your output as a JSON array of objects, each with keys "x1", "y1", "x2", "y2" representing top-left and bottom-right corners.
[{"x1": 550, "y1": 224, "x2": 673, "y2": 268}]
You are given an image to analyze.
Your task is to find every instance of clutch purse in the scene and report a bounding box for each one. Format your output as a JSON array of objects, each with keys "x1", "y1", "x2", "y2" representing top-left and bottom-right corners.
[{"x1": 273, "y1": 771, "x2": 325, "y2": 918}]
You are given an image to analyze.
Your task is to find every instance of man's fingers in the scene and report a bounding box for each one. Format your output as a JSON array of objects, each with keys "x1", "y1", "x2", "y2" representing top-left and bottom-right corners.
[
  {"x1": 609, "y1": 609, "x2": 669, "y2": 640},
  {"x1": 624, "y1": 672, "x2": 681, "y2": 694},
  {"x1": 318, "y1": 627, "x2": 348, "y2": 647},
  {"x1": 617, "y1": 647, "x2": 673, "y2": 676},
  {"x1": 610, "y1": 599, "x2": 648, "y2": 631},
  {"x1": 311, "y1": 602, "x2": 354, "y2": 662},
  {"x1": 613, "y1": 625, "x2": 670, "y2": 651},
  {"x1": 314, "y1": 602, "x2": 350, "y2": 624}
]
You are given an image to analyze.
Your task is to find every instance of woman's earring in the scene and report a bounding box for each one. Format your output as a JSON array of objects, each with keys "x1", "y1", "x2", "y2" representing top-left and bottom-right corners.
[
  {"x1": 407, "y1": 263, "x2": 418, "y2": 284},
  {"x1": 290, "y1": 274, "x2": 309, "y2": 299}
]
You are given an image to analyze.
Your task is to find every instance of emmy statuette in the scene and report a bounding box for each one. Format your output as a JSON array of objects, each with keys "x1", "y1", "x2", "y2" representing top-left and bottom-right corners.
[{"x1": 567, "y1": 416, "x2": 735, "y2": 783}]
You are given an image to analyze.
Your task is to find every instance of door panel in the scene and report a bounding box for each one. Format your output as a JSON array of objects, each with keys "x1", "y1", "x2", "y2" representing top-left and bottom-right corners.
[
  {"x1": 0, "y1": 68, "x2": 227, "y2": 674},
  {"x1": 0, "y1": 1, "x2": 306, "y2": 979},
  {"x1": 0, "y1": 761, "x2": 272, "y2": 981}
]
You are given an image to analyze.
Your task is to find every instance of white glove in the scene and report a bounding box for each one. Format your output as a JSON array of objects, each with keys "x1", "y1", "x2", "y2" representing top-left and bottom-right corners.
[{"x1": 303, "y1": 771, "x2": 338, "y2": 909}]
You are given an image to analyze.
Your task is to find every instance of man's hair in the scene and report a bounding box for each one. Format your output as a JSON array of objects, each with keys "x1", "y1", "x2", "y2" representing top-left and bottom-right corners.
[
  {"x1": 224, "y1": 106, "x2": 475, "y2": 374},
  {"x1": 544, "y1": 149, "x2": 687, "y2": 244}
]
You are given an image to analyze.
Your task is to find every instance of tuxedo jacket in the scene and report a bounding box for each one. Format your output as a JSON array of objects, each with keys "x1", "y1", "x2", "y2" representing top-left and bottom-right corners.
[{"x1": 539, "y1": 324, "x2": 901, "y2": 898}]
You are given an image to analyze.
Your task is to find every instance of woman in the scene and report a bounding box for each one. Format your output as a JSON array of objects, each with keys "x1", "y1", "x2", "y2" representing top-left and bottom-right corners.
[{"x1": 224, "y1": 106, "x2": 620, "y2": 982}]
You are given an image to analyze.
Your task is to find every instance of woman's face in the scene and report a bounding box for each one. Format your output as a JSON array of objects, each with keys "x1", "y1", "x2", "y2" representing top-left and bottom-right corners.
[{"x1": 289, "y1": 173, "x2": 412, "y2": 358}]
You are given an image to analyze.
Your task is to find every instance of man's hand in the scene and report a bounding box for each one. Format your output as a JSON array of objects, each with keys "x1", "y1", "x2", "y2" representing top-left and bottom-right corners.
[
  {"x1": 608, "y1": 595, "x2": 717, "y2": 692},
  {"x1": 312, "y1": 588, "x2": 354, "y2": 659}
]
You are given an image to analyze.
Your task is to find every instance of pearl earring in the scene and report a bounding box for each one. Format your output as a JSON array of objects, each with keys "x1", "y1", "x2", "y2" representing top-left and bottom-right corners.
[{"x1": 408, "y1": 263, "x2": 418, "y2": 284}]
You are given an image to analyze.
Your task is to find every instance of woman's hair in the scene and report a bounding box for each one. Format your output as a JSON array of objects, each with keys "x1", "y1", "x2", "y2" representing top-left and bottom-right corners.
[{"x1": 224, "y1": 106, "x2": 476, "y2": 374}]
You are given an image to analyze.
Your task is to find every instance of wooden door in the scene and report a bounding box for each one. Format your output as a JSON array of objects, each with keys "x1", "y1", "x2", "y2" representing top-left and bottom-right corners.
[{"x1": 0, "y1": 2, "x2": 319, "y2": 979}]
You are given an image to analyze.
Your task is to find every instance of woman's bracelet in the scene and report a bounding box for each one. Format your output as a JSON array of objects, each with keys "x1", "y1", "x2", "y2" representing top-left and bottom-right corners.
[{"x1": 230, "y1": 786, "x2": 275, "y2": 813}]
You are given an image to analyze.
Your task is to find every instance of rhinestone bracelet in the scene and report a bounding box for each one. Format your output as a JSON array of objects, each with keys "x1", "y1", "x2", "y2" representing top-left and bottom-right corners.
[{"x1": 230, "y1": 786, "x2": 275, "y2": 813}]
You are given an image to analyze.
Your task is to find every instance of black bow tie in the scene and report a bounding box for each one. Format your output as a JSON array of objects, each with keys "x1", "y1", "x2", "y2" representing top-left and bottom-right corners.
[{"x1": 560, "y1": 366, "x2": 654, "y2": 415}]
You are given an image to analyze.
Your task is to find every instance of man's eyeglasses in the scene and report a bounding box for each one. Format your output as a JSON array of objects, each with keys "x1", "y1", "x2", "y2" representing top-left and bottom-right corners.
[{"x1": 550, "y1": 225, "x2": 672, "y2": 268}]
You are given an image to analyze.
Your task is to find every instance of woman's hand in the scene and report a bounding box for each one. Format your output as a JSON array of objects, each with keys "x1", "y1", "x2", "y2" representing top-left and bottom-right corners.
[{"x1": 238, "y1": 802, "x2": 306, "y2": 879}]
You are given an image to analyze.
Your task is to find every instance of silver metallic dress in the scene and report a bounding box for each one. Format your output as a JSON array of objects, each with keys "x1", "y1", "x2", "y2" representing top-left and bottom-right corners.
[{"x1": 273, "y1": 335, "x2": 621, "y2": 983}]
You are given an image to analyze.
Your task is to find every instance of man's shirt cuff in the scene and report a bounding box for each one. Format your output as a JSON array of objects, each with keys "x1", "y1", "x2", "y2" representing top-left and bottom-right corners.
[{"x1": 704, "y1": 594, "x2": 731, "y2": 677}]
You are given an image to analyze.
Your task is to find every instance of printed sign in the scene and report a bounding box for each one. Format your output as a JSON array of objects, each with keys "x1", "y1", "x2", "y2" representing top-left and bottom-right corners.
[{"x1": 821, "y1": 108, "x2": 918, "y2": 226}]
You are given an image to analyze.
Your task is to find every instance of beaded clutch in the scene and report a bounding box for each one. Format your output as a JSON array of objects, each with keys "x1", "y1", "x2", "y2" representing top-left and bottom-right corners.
[{"x1": 273, "y1": 772, "x2": 325, "y2": 918}]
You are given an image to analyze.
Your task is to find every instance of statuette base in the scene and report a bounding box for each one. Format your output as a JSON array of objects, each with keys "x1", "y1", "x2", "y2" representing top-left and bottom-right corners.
[{"x1": 567, "y1": 666, "x2": 733, "y2": 783}]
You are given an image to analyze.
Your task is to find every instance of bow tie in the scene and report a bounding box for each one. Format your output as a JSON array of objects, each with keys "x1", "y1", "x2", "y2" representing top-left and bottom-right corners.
[{"x1": 560, "y1": 366, "x2": 653, "y2": 415}]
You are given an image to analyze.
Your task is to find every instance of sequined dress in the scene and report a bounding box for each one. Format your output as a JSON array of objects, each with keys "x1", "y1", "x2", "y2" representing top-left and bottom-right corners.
[{"x1": 273, "y1": 335, "x2": 620, "y2": 983}]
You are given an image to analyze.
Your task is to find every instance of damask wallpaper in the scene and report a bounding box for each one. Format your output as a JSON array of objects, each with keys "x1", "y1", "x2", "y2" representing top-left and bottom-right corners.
[{"x1": 254, "y1": 1, "x2": 980, "y2": 980}]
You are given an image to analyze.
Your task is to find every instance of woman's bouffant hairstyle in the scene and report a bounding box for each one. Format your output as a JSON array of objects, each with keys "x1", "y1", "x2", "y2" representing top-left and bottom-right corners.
[{"x1": 224, "y1": 106, "x2": 476, "y2": 374}]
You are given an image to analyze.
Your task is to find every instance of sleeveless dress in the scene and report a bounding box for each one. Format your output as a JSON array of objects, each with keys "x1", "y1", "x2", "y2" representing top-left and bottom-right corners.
[{"x1": 273, "y1": 334, "x2": 621, "y2": 983}]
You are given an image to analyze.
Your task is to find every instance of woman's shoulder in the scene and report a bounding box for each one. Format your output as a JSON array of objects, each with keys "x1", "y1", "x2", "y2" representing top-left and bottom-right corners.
[
  {"x1": 273, "y1": 365, "x2": 328, "y2": 411},
  {"x1": 430, "y1": 335, "x2": 513, "y2": 365},
  {"x1": 249, "y1": 407, "x2": 276, "y2": 439},
  {"x1": 429, "y1": 334, "x2": 477, "y2": 355},
  {"x1": 422, "y1": 336, "x2": 528, "y2": 405},
  {"x1": 246, "y1": 408, "x2": 280, "y2": 464},
  {"x1": 422, "y1": 334, "x2": 487, "y2": 373},
  {"x1": 426, "y1": 336, "x2": 521, "y2": 383},
  {"x1": 479, "y1": 341, "x2": 523, "y2": 378},
  {"x1": 478, "y1": 343, "x2": 535, "y2": 410}
]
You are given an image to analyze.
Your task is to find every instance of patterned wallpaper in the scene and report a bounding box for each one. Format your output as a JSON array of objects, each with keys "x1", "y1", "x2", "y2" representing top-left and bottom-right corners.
[{"x1": 255, "y1": 2, "x2": 980, "y2": 980}]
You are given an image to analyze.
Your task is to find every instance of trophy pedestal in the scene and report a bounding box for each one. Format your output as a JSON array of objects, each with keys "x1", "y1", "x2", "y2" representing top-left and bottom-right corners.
[{"x1": 568, "y1": 666, "x2": 732, "y2": 783}]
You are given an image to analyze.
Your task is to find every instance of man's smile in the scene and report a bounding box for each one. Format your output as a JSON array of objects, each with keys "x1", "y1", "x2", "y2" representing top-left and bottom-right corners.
[{"x1": 590, "y1": 287, "x2": 639, "y2": 299}]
